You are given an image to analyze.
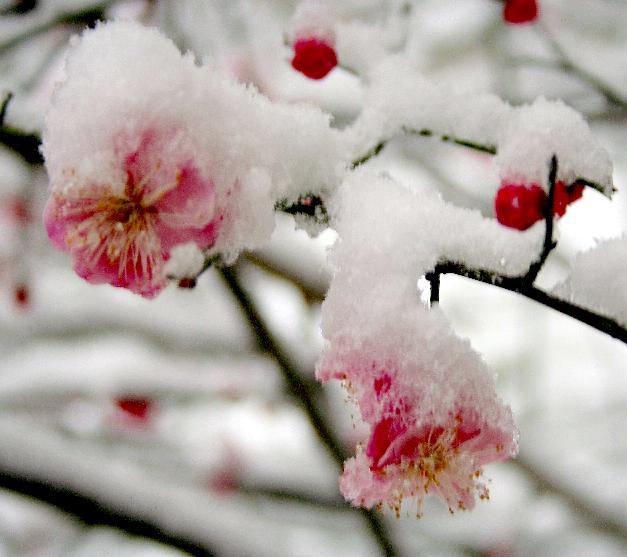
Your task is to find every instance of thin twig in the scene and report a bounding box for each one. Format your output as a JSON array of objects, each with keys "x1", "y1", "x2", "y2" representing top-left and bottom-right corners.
[
  {"x1": 0, "y1": 471, "x2": 215, "y2": 557},
  {"x1": 0, "y1": 1, "x2": 118, "y2": 56},
  {"x1": 511, "y1": 457, "x2": 627, "y2": 543},
  {"x1": 350, "y1": 129, "x2": 608, "y2": 196},
  {"x1": 0, "y1": 0, "x2": 37, "y2": 16},
  {"x1": 0, "y1": 91, "x2": 13, "y2": 124},
  {"x1": 426, "y1": 270, "x2": 440, "y2": 305},
  {"x1": 0, "y1": 124, "x2": 43, "y2": 164},
  {"x1": 537, "y1": 23, "x2": 627, "y2": 111},
  {"x1": 433, "y1": 261, "x2": 627, "y2": 344},
  {"x1": 523, "y1": 154, "x2": 557, "y2": 285},
  {"x1": 351, "y1": 127, "x2": 496, "y2": 169},
  {"x1": 218, "y1": 265, "x2": 399, "y2": 557}
]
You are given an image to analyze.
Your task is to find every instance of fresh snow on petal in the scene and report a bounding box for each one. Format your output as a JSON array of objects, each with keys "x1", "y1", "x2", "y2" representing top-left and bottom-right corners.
[{"x1": 318, "y1": 277, "x2": 518, "y2": 515}]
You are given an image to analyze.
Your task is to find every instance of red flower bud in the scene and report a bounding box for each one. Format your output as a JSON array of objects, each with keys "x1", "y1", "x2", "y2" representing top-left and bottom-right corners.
[
  {"x1": 503, "y1": 0, "x2": 538, "y2": 25},
  {"x1": 291, "y1": 38, "x2": 337, "y2": 80},
  {"x1": 115, "y1": 397, "x2": 153, "y2": 421},
  {"x1": 552, "y1": 181, "x2": 584, "y2": 217},
  {"x1": 14, "y1": 284, "x2": 29, "y2": 308},
  {"x1": 495, "y1": 183, "x2": 547, "y2": 230}
]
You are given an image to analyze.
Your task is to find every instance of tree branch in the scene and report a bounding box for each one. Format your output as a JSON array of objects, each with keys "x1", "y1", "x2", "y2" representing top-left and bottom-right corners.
[
  {"x1": 0, "y1": 123, "x2": 43, "y2": 164},
  {"x1": 350, "y1": 128, "x2": 608, "y2": 197},
  {"x1": 426, "y1": 270, "x2": 440, "y2": 305},
  {"x1": 351, "y1": 127, "x2": 496, "y2": 169},
  {"x1": 523, "y1": 154, "x2": 558, "y2": 285},
  {"x1": 0, "y1": 0, "x2": 118, "y2": 56},
  {"x1": 433, "y1": 261, "x2": 627, "y2": 344},
  {"x1": 0, "y1": 470, "x2": 215, "y2": 557},
  {"x1": 218, "y1": 265, "x2": 399, "y2": 557},
  {"x1": 537, "y1": 23, "x2": 627, "y2": 111},
  {"x1": 511, "y1": 457, "x2": 627, "y2": 543}
]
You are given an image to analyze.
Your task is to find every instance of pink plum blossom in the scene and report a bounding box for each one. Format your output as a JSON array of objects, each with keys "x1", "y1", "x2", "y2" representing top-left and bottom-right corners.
[
  {"x1": 317, "y1": 320, "x2": 518, "y2": 517},
  {"x1": 44, "y1": 128, "x2": 220, "y2": 298}
]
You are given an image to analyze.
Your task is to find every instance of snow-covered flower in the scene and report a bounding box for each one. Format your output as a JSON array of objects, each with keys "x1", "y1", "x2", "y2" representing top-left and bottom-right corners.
[
  {"x1": 44, "y1": 128, "x2": 220, "y2": 297},
  {"x1": 340, "y1": 385, "x2": 516, "y2": 516},
  {"x1": 318, "y1": 278, "x2": 518, "y2": 516},
  {"x1": 42, "y1": 21, "x2": 341, "y2": 296},
  {"x1": 319, "y1": 342, "x2": 517, "y2": 515}
]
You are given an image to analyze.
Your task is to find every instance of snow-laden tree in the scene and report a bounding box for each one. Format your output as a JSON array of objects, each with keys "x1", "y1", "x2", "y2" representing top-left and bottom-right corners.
[{"x1": 0, "y1": 1, "x2": 625, "y2": 556}]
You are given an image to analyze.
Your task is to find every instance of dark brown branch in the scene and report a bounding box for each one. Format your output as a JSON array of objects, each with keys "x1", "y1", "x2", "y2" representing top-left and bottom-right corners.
[
  {"x1": 0, "y1": 1, "x2": 117, "y2": 56},
  {"x1": 0, "y1": 470, "x2": 215, "y2": 557},
  {"x1": 275, "y1": 194, "x2": 329, "y2": 224},
  {"x1": 0, "y1": 0, "x2": 37, "y2": 16},
  {"x1": 218, "y1": 265, "x2": 399, "y2": 557},
  {"x1": 0, "y1": 92, "x2": 44, "y2": 164},
  {"x1": 523, "y1": 154, "x2": 557, "y2": 285},
  {"x1": 511, "y1": 457, "x2": 627, "y2": 543},
  {"x1": 0, "y1": 123, "x2": 43, "y2": 164},
  {"x1": 352, "y1": 127, "x2": 496, "y2": 169},
  {"x1": 426, "y1": 270, "x2": 440, "y2": 305},
  {"x1": 433, "y1": 261, "x2": 627, "y2": 344},
  {"x1": 537, "y1": 24, "x2": 627, "y2": 111},
  {"x1": 0, "y1": 91, "x2": 12, "y2": 124}
]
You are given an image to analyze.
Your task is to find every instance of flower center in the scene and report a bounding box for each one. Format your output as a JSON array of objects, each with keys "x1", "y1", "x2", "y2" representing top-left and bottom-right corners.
[{"x1": 109, "y1": 197, "x2": 156, "y2": 225}]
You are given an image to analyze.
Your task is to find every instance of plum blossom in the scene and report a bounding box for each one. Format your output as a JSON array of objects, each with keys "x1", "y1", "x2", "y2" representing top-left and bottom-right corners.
[
  {"x1": 44, "y1": 128, "x2": 220, "y2": 297},
  {"x1": 319, "y1": 346, "x2": 517, "y2": 515},
  {"x1": 318, "y1": 276, "x2": 518, "y2": 516},
  {"x1": 42, "y1": 21, "x2": 341, "y2": 294}
]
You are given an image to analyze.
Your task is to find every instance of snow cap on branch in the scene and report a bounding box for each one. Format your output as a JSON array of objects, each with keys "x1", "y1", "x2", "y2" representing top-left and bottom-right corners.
[
  {"x1": 496, "y1": 98, "x2": 613, "y2": 194},
  {"x1": 43, "y1": 21, "x2": 342, "y2": 296},
  {"x1": 328, "y1": 169, "x2": 544, "y2": 280},
  {"x1": 345, "y1": 56, "x2": 613, "y2": 196}
]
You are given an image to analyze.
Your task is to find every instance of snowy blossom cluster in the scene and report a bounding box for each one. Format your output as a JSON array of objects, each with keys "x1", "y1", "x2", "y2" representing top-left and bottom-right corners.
[{"x1": 41, "y1": 1, "x2": 621, "y2": 518}]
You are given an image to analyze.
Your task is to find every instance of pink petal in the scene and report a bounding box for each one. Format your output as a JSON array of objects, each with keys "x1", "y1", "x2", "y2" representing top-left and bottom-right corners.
[{"x1": 153, "y1": 162, "x2": 219, "y2": 251}]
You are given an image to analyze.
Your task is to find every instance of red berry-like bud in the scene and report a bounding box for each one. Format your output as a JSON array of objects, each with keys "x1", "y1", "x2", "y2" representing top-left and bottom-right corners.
[
  {"x1": 495, "y1": 183, "x2": 547, "y2": 230},
  {"x1": 14, "y1": 284, "x2": 29, "y2": 308},
  {"x1": 208, "y1": 469, "x2": 239, "y2": 494},
  {"x1": 552, "y1": 181, "x2": 584, "y2": 217},
  {"x1": 8, "y1": 198, "x2": 31, "y2": 224},
  {"x1": 116, "y1": 397, "x2": 153, "y2": 421},
  {"x1": 291, "y1": 38, "x2": 337, "y2": 80},
  {"x1": 503, "y1": 0, "x2": 538, "y2": 25},
  {"x1": 177, "y1": 277, "x2": 197, "y2": 289}
]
